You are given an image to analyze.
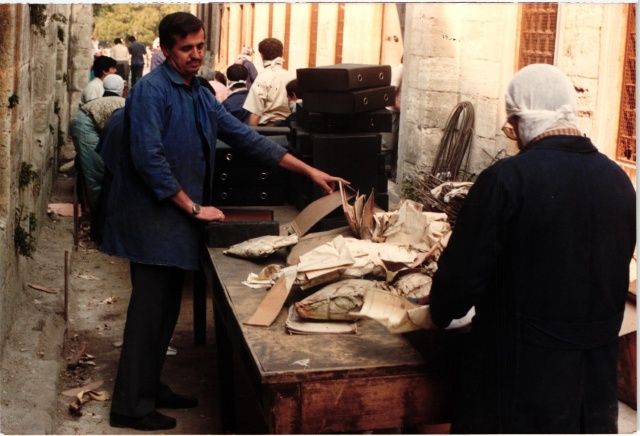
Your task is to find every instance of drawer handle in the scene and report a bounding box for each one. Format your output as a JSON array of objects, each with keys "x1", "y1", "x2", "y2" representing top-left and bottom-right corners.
[
  {"x1": 369, "y1": 118, "x2": 375, "y2": 127},
  {"x1": 220, "y1": 173, "x2": 228, "y2": 181},
  {"x1": 357, "y1": 74, "x2": 363, "y2": 82},
  {"x1": 220, "y1": 192, "x2": 228, "y2": 200},
  {"x1": 260, "y1": 192, "x2": 268, "y2": 200},
  {"x1": 379, "y1": 72, "x2": 385, "y2": 80},
  {"x1": 383, "y1": 94, "x2": 389, "y2": 102},
  {"x1": 260, "y1": 172, "x2": 268, "y2": 180},
  {"x1": 225, "y1": 153, "x2": 233, "y2": 161},
  {"x1": 363, "y1": 97, "x2": 369, "y2": 105}
]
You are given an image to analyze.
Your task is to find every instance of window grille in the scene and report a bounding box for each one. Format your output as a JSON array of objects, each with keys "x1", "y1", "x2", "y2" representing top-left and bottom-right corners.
[
  {"x1": 518, "y1": 3, "x2": 558, "y2": 69},
  {"x1": 616, "y1": 4, "x2": 636, "y2": 163}
]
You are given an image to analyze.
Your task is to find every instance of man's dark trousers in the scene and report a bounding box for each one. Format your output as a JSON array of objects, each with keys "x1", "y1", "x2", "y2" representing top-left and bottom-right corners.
[
  {"x1": 130, "y1": 64, "x2": 144, "y2": 88},
  {"x1": 110, "y1": 262, "x2": 185, "y2": 417}
]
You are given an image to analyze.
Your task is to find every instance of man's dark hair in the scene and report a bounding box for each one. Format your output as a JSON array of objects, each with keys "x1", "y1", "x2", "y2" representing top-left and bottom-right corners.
[
  {"x1": 114, "y1": 37, "x2": 122, "y2": 45},
  {"x1": 158, "y1": 12, "x2": 204, "y2": 50},
  {"x1": 196, "y1": 76, "x2": 215, "y2": 96},
  {"x1": 258, "y1": 38, "x2": 283, "y2": 61},
  {"x1": 214, "y1": 71, "x2": 227, "y2": 86},
  {"x1": 93, "y1": 56, "x2": 117, "y2": 76},
  {"x1": 128, "y1": 35, "x2": 136, "y2": 43},
  {"x1": 226, "y1": 64, "x2": 249, "y2": 82},
  {"x1": 286, "y1": 79, "x2": 299, "y2": 99}
]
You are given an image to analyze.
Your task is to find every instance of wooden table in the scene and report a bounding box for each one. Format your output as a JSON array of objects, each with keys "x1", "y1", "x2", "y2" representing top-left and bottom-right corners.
[{"x1": 202, "y1": 246, "x2": 462, "y2": 434}]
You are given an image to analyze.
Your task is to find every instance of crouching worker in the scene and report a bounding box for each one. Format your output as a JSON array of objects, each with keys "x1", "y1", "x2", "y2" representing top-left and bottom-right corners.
[
  {"x1": 100, "y1": 12, "x2": 348, "y2": 431},
  {"x1": 70, "y1": 74, "x2": 126, "y2": 216}
]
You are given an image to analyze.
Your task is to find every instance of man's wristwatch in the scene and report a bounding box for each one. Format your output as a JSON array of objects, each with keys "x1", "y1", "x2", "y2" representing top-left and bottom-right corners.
[{"x1": 191, "y1": 203, "x2": 201, "y2": 216}]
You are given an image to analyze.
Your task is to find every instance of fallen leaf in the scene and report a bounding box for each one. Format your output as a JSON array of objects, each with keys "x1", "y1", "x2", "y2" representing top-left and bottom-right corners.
[
  {"x1": 28, "y1": 283, "x2": 59, "y2": 294},
  {"x1": 61, "y1": 380, "x2": 104, "y2": 397},
  {"x1": 99, "y1": 296, "x2": 117, "y2": 304},
  {"x1": 77, "y1": 273, "x2": 100, "y2": 281},
  {"x1": 68, "y1": 389, "x2": 110, "y2": 416}
]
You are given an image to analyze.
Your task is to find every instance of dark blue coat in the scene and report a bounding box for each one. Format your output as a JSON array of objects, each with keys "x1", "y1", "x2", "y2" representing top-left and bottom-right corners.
[
  {"x1": 100, "y1": 63, "x2": 287, "y2": 270},
  {"x1": 429, "y1": 135, "x2": 636, "y2": 433},
  {"x1": 222, "y1": 89, "x2": 251, "y2": 124}
]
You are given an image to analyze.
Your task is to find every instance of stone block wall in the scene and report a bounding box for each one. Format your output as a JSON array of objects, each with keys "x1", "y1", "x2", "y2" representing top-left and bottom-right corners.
[
  {"x1": 398, "y1": 3, "x2": 630, "y2": 187},
  {"x1": 0, "y1": 4, "x2": 92, "y2": 356}
]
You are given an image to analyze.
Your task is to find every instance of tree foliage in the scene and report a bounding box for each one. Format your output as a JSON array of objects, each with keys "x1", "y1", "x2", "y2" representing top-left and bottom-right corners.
[{"x1": 93, "y1": 4, "x2": 189, "y2": 48}]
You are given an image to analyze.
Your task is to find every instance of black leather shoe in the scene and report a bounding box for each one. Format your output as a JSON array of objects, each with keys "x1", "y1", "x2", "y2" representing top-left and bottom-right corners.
[
  {"x1": 109, "y1": 410, "x2": 176, "y2": 431},
  {"x1": 156, "y1": 393, "x2": 199, "y2": 409}
]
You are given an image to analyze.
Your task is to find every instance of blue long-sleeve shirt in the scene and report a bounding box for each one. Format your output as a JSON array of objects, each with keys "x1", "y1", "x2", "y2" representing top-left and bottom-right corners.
[{"x1": 100, "y1": 63, "x2": 287, "y2": 270}]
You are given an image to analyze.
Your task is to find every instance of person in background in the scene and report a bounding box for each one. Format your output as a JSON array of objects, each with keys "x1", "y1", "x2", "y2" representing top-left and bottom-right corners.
[
  {"x1": 206, "y1": 70, "x2": 228, "y2": 103},
  {"x1": 91, "y1": 35, "x2": 100, "y2": 57},
  {"x1": 70, "y1": 74, "x2": 126, "y2": 215},
  {"x1": 243, "y1": 38, "x2": 294, "y2": 127},
  {"x1": 234, "y1": 46, "x2": 258, "y2": 90},
  {"x1": 275, "y1": 78, "x2": 300, "y2": 128},
  {"x1": 110, "y1": 38, "x2": 130, "y2": 83},
  {"x1": 423, "y1": 64, "x2": 636, "y2": 434},
  {"x1": 145, "y1": 45, "x2": 153, "y2": 69},
  {"x1": 102, "y1": 12, "x2": 348, "y2": 431},
  {"x1": 80, "y1": 55, "x2": 117, "y2": 105},
  {"x1": 127, "y1": 35, "x2": 146, "y2": 87},
  {"x1": 222, "y1": 64, "x2": 251, "y2": 123},
  {"x1": 149, "y1": 38, "x2": 166, "y2": 71}
]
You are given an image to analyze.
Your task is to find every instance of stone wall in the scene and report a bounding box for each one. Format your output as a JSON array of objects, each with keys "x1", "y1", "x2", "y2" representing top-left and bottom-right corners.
[
  {"x1": 398, "y1": 3, "x2": 630, "y2": 186},
  {"x1": 0, "y1": 4, "x2": 92, "y2": 356}
]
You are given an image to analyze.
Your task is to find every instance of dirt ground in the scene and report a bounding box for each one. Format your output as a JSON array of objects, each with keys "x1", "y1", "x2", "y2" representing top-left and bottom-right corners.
[{"x1": 0, "y1": 169, "x2": 266, "y2": 435}]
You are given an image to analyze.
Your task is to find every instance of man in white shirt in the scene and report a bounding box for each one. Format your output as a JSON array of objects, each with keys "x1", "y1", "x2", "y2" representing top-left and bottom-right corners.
[
  {"x1": 80, "y1": 56, "x2": 117, "y2": 106},
  {"x1": 110, "y1": 38, "x2": 129, "y2": 83},
  {"x1": 243, "y1": 38, "x2": 295, "y2": 126}
]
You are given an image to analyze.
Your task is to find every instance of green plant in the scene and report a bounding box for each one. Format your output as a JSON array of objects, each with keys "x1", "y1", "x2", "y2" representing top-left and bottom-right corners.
[
  {"x1": 401, "y1": 179, "x2": 419, "y2": 202},
  {"x1": 19, "y1": 162, "x2": 38, "y2": 191},
  {"x1": 8, "y1": 93, "x2": 19, "y2": 108},
  {"x1": 57, "y1": 129, "x2": 65, "y2": 150},
  {"x1": 29, "y1": 5, "x2": 47, "y2": 36},
  {"x1": 50, "y1": 13, "x2": 67, "y2": 24},
  {"x1": 14, "y1": 206, "x2": 37, "y2": 258}
]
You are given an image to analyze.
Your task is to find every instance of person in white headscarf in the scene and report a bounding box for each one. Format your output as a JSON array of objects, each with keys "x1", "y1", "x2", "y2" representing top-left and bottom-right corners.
[
  {"x1": 70, "y1": 74, "x2": 126, "y2": 214},
  {"x1": 424, "y1": 64, "x2": 636, "y2": 433},
  {"x1": 234, "y1": 46, "x2": 258, "y2": 90},
  {"x1": 503, "y1": 63, "x2": 582, "y2": 149}
]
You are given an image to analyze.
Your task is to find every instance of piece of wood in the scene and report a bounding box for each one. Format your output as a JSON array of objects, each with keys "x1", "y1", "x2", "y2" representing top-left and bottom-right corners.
[
  {"x1": 266, "y1": 383, "x2": 302, "y2": 434},
  {"x1": 243, "y1": 274, "x2": 291, "y2": 327},
  {"x1": 300, "y1": 375, "x2": 450, "y2": 433}
]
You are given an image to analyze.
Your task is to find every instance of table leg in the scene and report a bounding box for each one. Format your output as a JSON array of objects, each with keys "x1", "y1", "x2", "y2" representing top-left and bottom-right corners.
[
  {"x1": 193, "y1": 268, "x2": 207, "y2": 344},
  {"x1": 214, "y1": 297, "x2": 236, "y2": 433}
]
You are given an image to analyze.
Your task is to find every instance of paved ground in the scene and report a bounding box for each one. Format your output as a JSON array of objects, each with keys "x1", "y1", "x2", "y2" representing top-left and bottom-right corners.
[{"x1": 0, "y1": 170, "x2": 636, "y2": 434}]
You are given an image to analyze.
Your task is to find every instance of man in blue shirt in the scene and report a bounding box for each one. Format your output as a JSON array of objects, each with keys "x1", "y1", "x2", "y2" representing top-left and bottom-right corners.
[
  {"x1": 103, "y1": 12, "x2": 347, "y2": 431},
  {"x1": 222, "y1": 64, "x2": 251, "y2": 123},
  {"x1": 127, "y1": 35, "x2": 146, "y2": 87}
]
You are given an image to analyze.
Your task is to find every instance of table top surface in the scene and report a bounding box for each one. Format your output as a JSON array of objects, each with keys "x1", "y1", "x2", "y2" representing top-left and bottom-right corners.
[{"x1": 205, "y1": 246, "x2": 451, "y2": 384}]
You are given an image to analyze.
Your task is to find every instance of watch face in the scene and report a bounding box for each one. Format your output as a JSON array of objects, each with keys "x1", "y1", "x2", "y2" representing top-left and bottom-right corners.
[{"x1": 192, "y1": 203, "x2": 201, "y2": 215}]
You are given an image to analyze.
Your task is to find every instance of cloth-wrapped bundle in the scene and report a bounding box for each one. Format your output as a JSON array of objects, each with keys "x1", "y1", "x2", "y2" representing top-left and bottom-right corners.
[{"x1": 295, "y1": 279, "x2": 389, "y2": 320}]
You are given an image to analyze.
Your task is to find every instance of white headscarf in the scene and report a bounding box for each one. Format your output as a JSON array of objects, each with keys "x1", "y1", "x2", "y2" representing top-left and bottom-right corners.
[
  {"x1": 263, "y1": 57, "x2": 284, "y2": 68},
  {"x1": 505, "y1": 64, "x2": 579, "y2": 146},
  {"x1": 103, "y1": 74, "x2": 125, "y2": 97}
]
